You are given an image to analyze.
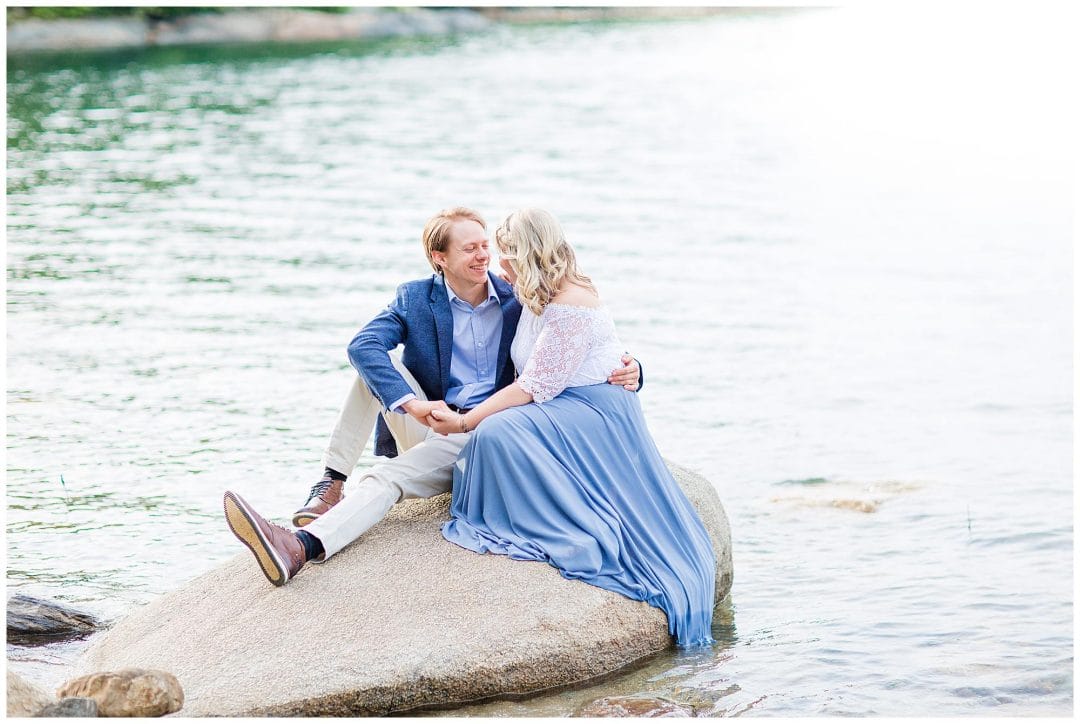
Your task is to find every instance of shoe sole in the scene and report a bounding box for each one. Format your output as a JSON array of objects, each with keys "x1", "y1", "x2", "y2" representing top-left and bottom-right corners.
[
  {"x1": 224, "y1": 492, "x2": 289, "y2": 587},
  {"x1": 291, "y1": 511, "x2": 319, "y2": 528}
]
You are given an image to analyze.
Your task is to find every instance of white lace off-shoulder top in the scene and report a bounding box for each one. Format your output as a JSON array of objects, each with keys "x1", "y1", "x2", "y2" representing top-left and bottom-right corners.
[{"x1": 511, "y1": 303, "x2": 626, "y2": 403}]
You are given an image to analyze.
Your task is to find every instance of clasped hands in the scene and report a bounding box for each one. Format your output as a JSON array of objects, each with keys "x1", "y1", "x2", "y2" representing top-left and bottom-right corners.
[
  {"x1": 401, "y1": 354, "x2": 640, "y2": 437},
  {"x1": 401, "y1": 399, "x2": 462, "y2": 435}
]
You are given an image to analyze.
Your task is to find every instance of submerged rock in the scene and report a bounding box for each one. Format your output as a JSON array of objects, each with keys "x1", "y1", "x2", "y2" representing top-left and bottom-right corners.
[
  {"x1": 57, "y1": 669, "x2": 182, "y2": 718},
  {"x1": 7, "y1": 594, "x2": 101, "y2": 645},
  {"x1": 7, "y1": 670, "x2": 56, "y2": 717},
  {"x1": 35, "y1": 697, "x2": 98, "y2": 718},
  {"x1": 577, "y1": 695, "x2": 696, "y2": 717},
  {"x1": 79, "y1": 462, "x2": 732, "y2": 716}
]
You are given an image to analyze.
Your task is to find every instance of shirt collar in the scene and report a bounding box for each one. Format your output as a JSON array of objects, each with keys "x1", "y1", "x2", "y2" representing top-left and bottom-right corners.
[{"x1": 445, "y1": 275, "x2": 499, "y2": 306}]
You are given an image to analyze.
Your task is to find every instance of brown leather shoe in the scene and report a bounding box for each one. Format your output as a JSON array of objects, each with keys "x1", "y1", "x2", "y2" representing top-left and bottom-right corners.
[
  {"x1": 291, "y1": 475, "x2": 344, "y2": 528},
  {"x1": 223, "y1": 491, "x2": 306, "y2": 586}
]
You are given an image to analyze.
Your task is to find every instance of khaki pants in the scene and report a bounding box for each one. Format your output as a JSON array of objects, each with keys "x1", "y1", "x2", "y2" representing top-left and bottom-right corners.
[{"x1": 304, "y1": 357, "x2": 469, "y2": 560}]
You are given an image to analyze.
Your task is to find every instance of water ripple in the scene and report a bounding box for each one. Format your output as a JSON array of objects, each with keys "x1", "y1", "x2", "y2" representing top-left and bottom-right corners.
[{"x1": 6, "y1": 8, "x2": 1073, "y2": 717}]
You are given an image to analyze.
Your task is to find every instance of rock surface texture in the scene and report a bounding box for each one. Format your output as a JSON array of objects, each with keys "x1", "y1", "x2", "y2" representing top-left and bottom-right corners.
[
  {"x1": 6, "y1": 670, "x2": 56, "y2": 717},
  {"x1": 79, "y1": 462, "x2": 731, "y2": 716},
  {"x1": 57, "y1": 668, "x2": 183, "y2": 717}
]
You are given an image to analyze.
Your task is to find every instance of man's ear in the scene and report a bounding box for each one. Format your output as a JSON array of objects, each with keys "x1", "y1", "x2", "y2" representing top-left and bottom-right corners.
[{"x1": 431, "y1": 251, "x2": 446, "y2": 270}]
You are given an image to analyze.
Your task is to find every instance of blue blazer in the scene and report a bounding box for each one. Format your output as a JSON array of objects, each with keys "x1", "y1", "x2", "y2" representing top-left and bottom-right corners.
[{"x1": 348, "y1": 272, "x2": 643, "y2": 458}]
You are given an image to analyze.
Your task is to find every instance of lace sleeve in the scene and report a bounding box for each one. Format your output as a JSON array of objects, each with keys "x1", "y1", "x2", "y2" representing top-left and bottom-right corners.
[{"x1": 516, "y1": 306, "x2": 593, "y2": 403}]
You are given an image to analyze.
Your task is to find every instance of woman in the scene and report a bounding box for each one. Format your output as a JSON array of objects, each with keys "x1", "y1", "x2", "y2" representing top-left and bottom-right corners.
[{"x1": 428, "y1": 208, "x2": 715, "y2": 646}]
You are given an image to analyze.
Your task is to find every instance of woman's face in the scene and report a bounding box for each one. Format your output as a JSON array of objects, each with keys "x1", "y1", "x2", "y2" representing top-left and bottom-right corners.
[
  {"x1": 499, "y1": 256, "x2": 517, "y2": 284},
  {"x1": 495, "y1": 231, "x2": 519, "y2": 283}
]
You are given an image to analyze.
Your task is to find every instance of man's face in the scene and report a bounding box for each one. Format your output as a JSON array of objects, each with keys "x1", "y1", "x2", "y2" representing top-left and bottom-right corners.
[{"x1": 434, "y1": 219, "x2": 490, "y2": 290}]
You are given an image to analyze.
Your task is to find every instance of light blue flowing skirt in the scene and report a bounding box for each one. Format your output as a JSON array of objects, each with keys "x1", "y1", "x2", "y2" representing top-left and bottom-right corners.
[{"x1": 441, "y1": 383, "x2": 716, "y2": 646}]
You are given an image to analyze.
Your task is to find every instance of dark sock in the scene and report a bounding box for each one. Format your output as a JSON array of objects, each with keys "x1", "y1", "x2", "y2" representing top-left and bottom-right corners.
[
  {"x1": 296, "y1": 530, "x2": 324, "y2": 561},
  {"x1": 324, "y1": 467, "x2": 347, "y2": 482}
]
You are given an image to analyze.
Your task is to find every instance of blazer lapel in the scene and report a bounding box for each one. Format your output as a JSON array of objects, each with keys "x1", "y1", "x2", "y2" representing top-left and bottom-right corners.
[
  {"x1": 493, "y1": 274, "x2": 521, "y2": 377},
  {"x1": 430, "y1": 274, "x2": 453, "y2": 395}
]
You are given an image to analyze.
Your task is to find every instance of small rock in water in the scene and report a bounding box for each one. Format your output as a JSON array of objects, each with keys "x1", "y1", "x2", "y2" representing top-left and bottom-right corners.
[
  {"x1": 576, "y1": 695, "x2": 696, "y2": 717},
  {"x1": 36, "y1": 697, "x2": 99, "y2": 718},
  {"x1": 7, "y1": 670, "x2": 56, "y2": 717},
  {"x1": 770, "y1": 495, "x2": 880, "y2": 514},
  {"x1": 7, "y1": 593, "x2": 101, "y2": 644},
  {"x1": 57, "y1": 669, "x2": 183, "y2": 717},
  {"x1": 831, "y1": 498, "x2": 879, "y2": 513}
]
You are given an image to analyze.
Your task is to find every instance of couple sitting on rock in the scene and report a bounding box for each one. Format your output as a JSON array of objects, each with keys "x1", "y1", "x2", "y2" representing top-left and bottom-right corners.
[{"x1": 223, "y1": 207, "x2": 716, "y2": 646}]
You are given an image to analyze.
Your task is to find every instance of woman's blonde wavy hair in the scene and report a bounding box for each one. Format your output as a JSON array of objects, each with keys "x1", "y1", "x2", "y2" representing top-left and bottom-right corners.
[{"x1": 494, "y1": 208, "x2": 595, "y2": 315}]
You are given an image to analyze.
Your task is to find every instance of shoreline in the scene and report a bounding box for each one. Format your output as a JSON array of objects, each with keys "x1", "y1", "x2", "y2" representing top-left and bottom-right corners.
[{"x1": 5, "y1": 6, "x2": 743, "y2": 56}]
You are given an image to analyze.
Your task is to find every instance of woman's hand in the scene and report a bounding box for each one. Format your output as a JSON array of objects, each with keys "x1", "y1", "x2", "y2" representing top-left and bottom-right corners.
[{"x1": 428, "y1": 408, "x2": 465, "y2": 436}]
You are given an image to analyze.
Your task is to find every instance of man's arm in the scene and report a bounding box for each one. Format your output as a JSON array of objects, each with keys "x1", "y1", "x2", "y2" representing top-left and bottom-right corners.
[
  {"x1": 608, "y1": 354, "x2": 643, "y2": 392},
  {"x1": 347, "y1": 284, "x2": 416, "y2": 410}
]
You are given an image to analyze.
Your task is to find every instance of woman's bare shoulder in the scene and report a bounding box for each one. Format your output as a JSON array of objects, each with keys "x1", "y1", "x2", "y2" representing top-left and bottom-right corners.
[{"x1": 551, "y1": 283, "x2": 602, "y2": 309}]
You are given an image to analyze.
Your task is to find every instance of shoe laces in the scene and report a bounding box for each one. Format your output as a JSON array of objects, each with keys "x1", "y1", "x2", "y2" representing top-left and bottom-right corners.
[{"x1": 305, "y1": 476, "x2": 335, "y2": 505}]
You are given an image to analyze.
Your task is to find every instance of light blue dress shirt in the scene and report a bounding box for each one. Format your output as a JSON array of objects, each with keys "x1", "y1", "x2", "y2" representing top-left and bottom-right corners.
[
  {"x1": 444, "y1": 277, "x2": 504, "y2": 409},
  {"x1": 390, "y1": 276, "x2": 504, "y2": 413}
]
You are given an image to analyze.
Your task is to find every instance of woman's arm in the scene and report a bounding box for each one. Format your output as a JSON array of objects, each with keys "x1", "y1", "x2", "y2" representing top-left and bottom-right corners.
[{"x1": 428, "y1": 381, "x2": 532, "y2": 434}]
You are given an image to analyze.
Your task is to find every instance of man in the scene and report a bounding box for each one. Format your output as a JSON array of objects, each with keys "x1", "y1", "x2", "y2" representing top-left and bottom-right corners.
[{"x1": 223, "y1": 207, "x2": 641, "y2": 586}]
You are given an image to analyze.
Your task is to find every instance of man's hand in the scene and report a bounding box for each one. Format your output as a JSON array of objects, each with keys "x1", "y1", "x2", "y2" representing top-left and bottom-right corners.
[
  {"x1": 402, "y1": 399, "x2": 450, "y2": 427},
  {"x1": 607, "y1": 354, "x2": 640, "y2": 391}
]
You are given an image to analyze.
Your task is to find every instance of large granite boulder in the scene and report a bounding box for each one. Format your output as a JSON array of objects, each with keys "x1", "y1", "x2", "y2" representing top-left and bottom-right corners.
[{"x1": 79, "y1": 462, "x2": 731, "y2": 716}]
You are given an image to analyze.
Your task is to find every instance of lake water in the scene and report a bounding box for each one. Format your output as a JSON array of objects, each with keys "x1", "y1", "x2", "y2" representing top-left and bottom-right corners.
[{"x1": 6, "y1": 6, "x2": 1073, "y2": 716}]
